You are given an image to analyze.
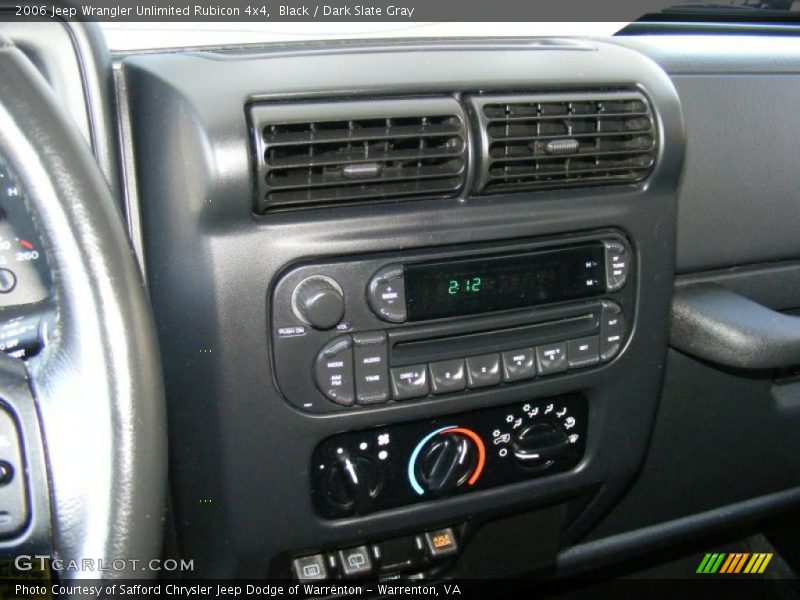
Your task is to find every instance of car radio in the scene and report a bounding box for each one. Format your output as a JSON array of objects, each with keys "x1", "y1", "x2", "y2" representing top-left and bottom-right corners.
[{"x1": 270, "y1": 231, "x2": 633, "y2": 413}]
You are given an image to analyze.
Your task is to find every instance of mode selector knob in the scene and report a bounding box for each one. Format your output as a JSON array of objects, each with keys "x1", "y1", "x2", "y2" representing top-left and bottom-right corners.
[
  {"x1": 512, "y1": 422, "x2": 571, "y2": 472},
  {"x1": 292, "y1": 275, "x2": 345, "y2": 330}
]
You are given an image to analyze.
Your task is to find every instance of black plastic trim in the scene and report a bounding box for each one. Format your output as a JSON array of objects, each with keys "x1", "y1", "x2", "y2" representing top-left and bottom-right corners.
[{"x1": 672, "y1": 282, "x2": 800, "y2": 370}]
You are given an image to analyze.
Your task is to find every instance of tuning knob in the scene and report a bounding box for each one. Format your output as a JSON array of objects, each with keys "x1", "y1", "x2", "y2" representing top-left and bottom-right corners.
[
  {"x1": 323, "y1": 451, "x2": 383, "y2": 515},
  {"x1": 292, "y1": 275, "x2": 345, "y2": 330},
  {"x1": 512, "y1": 422, "x2": 571, "y2": 472}
]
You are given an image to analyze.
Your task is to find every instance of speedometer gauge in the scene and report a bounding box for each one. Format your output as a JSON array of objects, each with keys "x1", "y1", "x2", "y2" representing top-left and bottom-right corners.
[{"x1": 0, "y1": 163, "x2": 50, "y2": 308}]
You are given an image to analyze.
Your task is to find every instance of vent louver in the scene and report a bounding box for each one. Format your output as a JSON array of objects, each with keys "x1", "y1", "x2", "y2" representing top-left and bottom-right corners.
[
  {"x1": 250, "y1": 99, "x2": 468, "y2": 213},
  {"x1": 472, "y1": 92, "x2": 657, "y2": 195}
]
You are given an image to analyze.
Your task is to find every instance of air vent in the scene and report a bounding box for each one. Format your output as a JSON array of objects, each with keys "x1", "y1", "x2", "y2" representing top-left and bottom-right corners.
[
  {"x1": 250, "y1": 99, "x2": 468, "y2": 213},
  {"x1": 471, "y1": 92, "x2": 657, "y2": 195}
]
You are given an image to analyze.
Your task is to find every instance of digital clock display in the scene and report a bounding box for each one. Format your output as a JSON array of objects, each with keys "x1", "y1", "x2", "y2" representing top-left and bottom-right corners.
[{"x1": 404, "y1": 243, "x2": 606, "y2": 321}]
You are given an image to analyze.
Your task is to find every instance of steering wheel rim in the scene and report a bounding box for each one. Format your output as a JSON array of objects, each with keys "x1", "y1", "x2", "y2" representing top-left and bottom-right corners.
[{"x1": 0, "y1": 40, "x2": 166, "y2": 577}]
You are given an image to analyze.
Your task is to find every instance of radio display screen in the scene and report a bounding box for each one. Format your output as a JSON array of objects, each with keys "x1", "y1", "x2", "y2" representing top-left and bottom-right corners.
[{"x1": 404, "y1": 243, "x2": 607, "y2": 321}]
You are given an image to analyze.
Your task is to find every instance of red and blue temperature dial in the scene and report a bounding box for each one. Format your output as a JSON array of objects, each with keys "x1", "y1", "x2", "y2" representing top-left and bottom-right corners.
[{"x1": 407, "y1": 426, "x2": 486, "y2": 496}]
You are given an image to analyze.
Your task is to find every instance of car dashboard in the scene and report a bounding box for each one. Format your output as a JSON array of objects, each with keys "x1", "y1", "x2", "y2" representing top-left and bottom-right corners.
[{"x1": 2, "y1": 22, "x2": 800, "y2": 585}]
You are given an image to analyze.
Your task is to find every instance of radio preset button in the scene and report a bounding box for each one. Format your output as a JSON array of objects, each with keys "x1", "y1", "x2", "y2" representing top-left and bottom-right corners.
[
  {"x1": 604, "y1": 241, "x2": 630, "y2": 291},
  {"x1": 367, "y1": 264, "x2": 407, "y2": 323},
  {"x1": 600, "y1": 302, "x2": 626, "y2": 361},
  {"x1": 429, "y1": 359, "x2": 466, "y2": 394},
  {"x1": 390, "y1": 365, "x2": 429, "y2": 400},
  {"x1": 567, "y1": 336, "x2": 600, "y2": 369},
  {"x1": 314, "y1": 335, "x2": 355, "y2": 406},
  {"x1": 535, "y1": 342, "x2": 568, "y2": 375},
  {"x1": 466, "y1": 354, "x2": 502, "y2": 388},
  {"x1": 353, "y1": 332, "x2": 390, "y2": 405},
  {"x1": 501, "y1": 349, "x2": 536, "y2": 382}
]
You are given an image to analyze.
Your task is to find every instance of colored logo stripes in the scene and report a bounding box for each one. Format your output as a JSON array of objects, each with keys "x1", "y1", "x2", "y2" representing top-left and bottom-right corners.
[{"x1": 696, "y1": 552, "x2": 773, "y2": 574}]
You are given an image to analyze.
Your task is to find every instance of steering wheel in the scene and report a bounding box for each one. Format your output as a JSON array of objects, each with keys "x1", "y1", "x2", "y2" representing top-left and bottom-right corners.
[{"x1": 0, "y1": 40, "x2": 166, "y2": 576}]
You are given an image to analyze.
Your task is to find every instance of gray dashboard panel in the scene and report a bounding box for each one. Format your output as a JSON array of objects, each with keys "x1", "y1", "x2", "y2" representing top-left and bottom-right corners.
[
  {"x1": 120, "y1": 40, "x2": 684, "y2": 576},
  {"x1": 614, "y1": 36, "x2": 800, "y2": 273}
]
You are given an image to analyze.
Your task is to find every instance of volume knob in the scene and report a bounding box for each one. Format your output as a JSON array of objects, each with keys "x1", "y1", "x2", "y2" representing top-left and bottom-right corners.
[{"x1": 292, "y1": 276, "x2": 345, "y2": 330}]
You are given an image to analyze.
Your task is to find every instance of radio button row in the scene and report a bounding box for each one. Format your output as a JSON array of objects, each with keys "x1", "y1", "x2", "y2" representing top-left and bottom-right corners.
[
  {"x1": 390, "y1": 365, "x2": 429, "y2": 400},
  {"x1": 535, "y1": 342, "x2": 568, "y2": 375},
  {"x1": 466, "y1": 354, "x2": 502, "y2": 388},
  {"x1": 567, "y1": 336, "x2": 600, "y2": 368},
  {"x1": 429, "y1": 359, "x2": 466, "y2": 394},
  {"x1": 353, "y1": 332, "x2": 390, "y2": 405},
  {"x1": 367, "y1": 264, "x2": 407, "y2": 323},
  {"x1": 314, "y1": 336, "x2": 356, "y2": 406},
  {"x1": 317, "y1": 307, "x2": 625, "y2": 406},
  {"x1": 501, "y1": 349, "x2": 536, "y2": 382}
]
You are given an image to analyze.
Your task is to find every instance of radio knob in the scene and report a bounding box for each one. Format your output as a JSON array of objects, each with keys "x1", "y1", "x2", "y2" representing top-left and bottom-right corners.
[{"x1": 292, "y1": 276, "x2": 345, "y2": 330}]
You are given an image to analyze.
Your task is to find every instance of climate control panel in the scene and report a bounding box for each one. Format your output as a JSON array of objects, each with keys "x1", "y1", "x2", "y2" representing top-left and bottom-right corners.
[{"x1": 311, "y1": 395, "x2": 587, "y2": 518}]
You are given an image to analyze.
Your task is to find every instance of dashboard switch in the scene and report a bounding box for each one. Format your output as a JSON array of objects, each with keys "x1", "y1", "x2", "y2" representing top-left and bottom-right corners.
[
  {"x1": 429, "y1": 359, "x2": 466, "y2": 394},
  {"x1": 502, "y1": 349, "x2": 536, "y2": 382},
  {"x1": 353, "y1": 332, "x2": 390, "y2": 405},
  {"x1": 535, "y1": 342, "x2": 568, "y2": 375},
  {"x1": 390, "y1": 365, "x2": 429, "y2": 400},
  {"x1": 604, "y1": 240, "x2": 630, "y2": 291},
  {"x1": 314, "y1": 336, "x2": 355, "y2": 406},
  {"x1": 367, "y1": 264, "x2": 407, "y2": 323},
  {"x1": 466, "y1": 354, "x2": 501, "y2": 388},
  {"x1": 292, "y1": 554, "x2": 328, "y2": 581},
  {"x1": 423, "y1": 527, "x2": 459, "y2": 559},
  {"x1": 338, "y1": 545, "x2": 373, "y2": 577},
  {"x1": 600, "y1": 302, "x2": 626, "y2": 361},
  {"x1": 567, "y1": 336, "x2": 600, "y2": 369}
]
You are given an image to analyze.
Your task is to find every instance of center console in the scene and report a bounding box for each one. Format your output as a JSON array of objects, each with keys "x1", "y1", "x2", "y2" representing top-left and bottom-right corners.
[
  {"x1": 121, "y1": 38, "x2": 685, "y2": 580},
  {"x1": 272, "y1": 232, "x2": 631, "y2": 413}
]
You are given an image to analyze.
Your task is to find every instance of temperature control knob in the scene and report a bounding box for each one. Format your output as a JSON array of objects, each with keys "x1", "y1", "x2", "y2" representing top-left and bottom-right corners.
[
  {"x1": 512, "y1": 422, "x2": 571, "y2": 472},
  {"x1": 408, "y1": 427, "x2": 485, "y2": 497},
  {"x1": 292, "y1": 275, "x2": 345, "y2": 330}
]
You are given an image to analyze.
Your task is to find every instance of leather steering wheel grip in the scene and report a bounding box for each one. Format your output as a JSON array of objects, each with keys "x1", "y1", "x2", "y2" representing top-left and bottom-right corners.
[{"x1": 0, "y1": 42, "x2": 167, "y2": 577}]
